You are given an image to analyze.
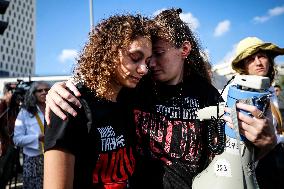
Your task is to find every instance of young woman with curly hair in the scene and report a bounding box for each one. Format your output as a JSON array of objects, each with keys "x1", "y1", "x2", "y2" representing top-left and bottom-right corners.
[{"x1": 43, "y1": 14, "x2": 152, "y2": 189}]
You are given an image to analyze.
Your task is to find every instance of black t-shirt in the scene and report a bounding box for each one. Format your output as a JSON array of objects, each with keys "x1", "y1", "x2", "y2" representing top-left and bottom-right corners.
[
  {"x1": 124, "y1": 74, "x2": 221, "y2": 189},
  {"x1": 45, "y1": 85, "x2": 136, "y2": 189}
]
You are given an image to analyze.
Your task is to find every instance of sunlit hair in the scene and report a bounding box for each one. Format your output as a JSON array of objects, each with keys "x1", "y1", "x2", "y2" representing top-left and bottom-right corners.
[
  {"x1": 73, "y1": 14, "x2": 152, "y2": 99},
  {"x1": 22, "y1": 81, "x2": 50, "y2": 116},
  {"x1": 152, "y1": 8, "x2": 211, "y2": 83},
  {"x1": 233, "y1": 51, "x2": 277, "y2": 84}
]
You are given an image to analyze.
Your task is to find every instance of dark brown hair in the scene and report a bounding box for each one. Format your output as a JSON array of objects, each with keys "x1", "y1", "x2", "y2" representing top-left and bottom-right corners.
[{"x1": 152, "y1": 8, "x2": 211, "y2": 83}]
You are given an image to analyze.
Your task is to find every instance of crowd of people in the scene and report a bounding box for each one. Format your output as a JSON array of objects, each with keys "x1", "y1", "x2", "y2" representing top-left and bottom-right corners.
[
  {"x1": 0, "y1": 81, "x2": 49, "y2": 189},
  {"x1": 0, "y1": 7, "x2": 284, "y2": 189}
]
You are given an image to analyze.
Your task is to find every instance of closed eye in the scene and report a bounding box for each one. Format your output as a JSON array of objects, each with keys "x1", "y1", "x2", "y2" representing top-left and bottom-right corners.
[
  {"x1": 152, "y1": 51, "x2": 165, "y2": 57},
  {"x1": 128, "y1": 52, "x2": 143, "y2": 63},
  {"x1": 146, "y1": 56, "x2": 152, "y2": 65}
]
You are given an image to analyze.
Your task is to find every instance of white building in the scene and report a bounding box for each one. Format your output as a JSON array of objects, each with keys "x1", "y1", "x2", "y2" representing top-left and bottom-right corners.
[
  {"x1": 211, "y1": 63, "x2": 235, "y2": 90},
  {"x1": 0, "y1": 0, "x2": 36, "y2": 77}
]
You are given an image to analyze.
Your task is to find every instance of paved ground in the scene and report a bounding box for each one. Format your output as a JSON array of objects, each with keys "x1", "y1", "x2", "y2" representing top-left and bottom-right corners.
[
  {"x1": 5, "y1": 152, "x2": 23, "y2": 189},
  {"x1": 6, "y1": 174, "x2": 23, "y2": 189}
]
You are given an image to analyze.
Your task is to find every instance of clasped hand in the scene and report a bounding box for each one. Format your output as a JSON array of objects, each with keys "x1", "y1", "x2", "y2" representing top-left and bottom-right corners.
[{"x1": 223, "y1": 103, "x2": 277, "y2": 158}]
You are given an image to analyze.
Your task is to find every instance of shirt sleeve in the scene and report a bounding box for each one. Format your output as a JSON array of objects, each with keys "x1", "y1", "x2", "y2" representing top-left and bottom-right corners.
[
  {"x1": 13, "y1": 109, "x2": 40, "y2": 150},
  {"x1": 44, "y1": 105, "x2": 88, "y2": 155}
]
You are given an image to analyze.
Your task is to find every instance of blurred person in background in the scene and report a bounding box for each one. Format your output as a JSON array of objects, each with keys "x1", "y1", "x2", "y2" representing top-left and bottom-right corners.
[
  {"x1": 0, "y1": 82, "x2": 20, "y2": 189},
  {"x1": 274, "y1": 84, "x2": 284, "y2": 132},
  {"x1": 274, "y1": 85, "x2": 282, "y2": 97},
  {"x1": 13, "y1": 81, "x2": 50, "y2": 189}
]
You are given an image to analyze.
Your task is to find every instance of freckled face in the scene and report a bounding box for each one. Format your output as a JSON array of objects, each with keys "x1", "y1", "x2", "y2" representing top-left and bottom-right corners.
[
  {"x1": 114, "y1": 37, "x2": 152, "y2": 88},
  {"x1": 244, "y1": 51, "x2": 270, "y2": 77}
]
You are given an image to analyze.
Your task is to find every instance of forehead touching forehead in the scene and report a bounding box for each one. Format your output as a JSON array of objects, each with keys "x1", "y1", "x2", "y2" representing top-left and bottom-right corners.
[
  {"x1": 152, "y1": 38, "x2": 174, "y2": 50},
  {"x1": 129, "y1": 37, "x2": 151, "y2": 48},
  {"x1": 127, "y1": 37, "x2": 152, "y2": 55}
]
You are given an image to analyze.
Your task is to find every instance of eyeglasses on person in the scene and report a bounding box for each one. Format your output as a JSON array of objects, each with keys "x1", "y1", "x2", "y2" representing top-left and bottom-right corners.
[{"x1": 35, "y1": 88, "x2": 50, "y2": 93}]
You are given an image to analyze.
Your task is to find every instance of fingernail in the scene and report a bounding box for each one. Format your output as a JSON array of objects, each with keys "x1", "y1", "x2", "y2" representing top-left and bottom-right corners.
[{"x1": 72, "y1": 112, "x2": 77, "y2": 117}]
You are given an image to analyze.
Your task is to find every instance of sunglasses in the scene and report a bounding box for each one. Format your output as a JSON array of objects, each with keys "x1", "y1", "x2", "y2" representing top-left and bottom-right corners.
[{"x1": 35, "y1": 88, "x2": 50, "y2": 93}]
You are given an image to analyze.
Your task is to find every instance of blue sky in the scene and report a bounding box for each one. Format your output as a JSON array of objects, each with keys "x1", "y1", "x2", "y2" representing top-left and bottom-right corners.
[{"x1": 35, "y1": 0, "x2": 284, "y2": 76}]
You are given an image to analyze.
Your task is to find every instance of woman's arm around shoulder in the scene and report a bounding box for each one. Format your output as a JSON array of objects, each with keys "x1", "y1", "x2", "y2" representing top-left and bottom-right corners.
[{"x1": 44, "y1": 149, "x2": 75, "y2": 189}]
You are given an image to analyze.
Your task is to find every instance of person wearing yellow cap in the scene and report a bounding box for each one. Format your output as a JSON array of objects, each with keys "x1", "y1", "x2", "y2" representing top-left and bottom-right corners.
[
  {"x1": 230, "y1": 36, "x2": 284, "y2": 189},
  {"x1": 223, "y1": 36, "x2": 281, "y2": 156},
  {"x1": 232, "y1": 36, "x2": 284, "y2": 81}
]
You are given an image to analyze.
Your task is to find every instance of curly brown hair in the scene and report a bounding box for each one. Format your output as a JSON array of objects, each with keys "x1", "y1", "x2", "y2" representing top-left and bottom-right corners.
[
  {"x1": 73, "y1": 14, "x2": 152, "y2": 99},
  {"x1": 152, "y1": 8, "x2": 211, "y2": 83}
]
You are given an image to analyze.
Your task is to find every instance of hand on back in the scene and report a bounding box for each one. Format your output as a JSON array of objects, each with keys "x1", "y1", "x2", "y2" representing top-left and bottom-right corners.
[{"x1": 45, "y1": 81, "x2": 82, "y2": 125}]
